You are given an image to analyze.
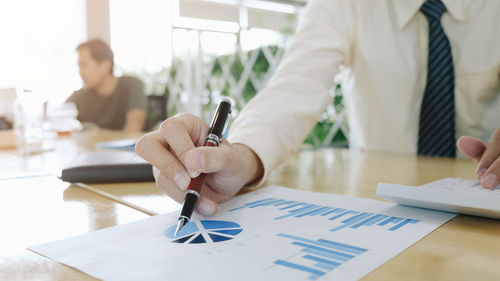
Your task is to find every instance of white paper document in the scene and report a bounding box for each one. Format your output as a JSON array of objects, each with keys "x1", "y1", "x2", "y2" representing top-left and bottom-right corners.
[{"x1": 30, "y1": 186, "x2": 455, "y2": 281}]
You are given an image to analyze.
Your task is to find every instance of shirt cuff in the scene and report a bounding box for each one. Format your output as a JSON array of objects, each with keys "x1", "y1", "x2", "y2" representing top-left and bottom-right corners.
[{"x1": 228, "y1": 126, "x2": 293, "y2": 188}]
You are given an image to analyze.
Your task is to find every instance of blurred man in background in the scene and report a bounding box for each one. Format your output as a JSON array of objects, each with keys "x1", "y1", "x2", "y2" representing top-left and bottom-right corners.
[{"x1": 67, "y1": 39, "x2": 146, "y2": 132}]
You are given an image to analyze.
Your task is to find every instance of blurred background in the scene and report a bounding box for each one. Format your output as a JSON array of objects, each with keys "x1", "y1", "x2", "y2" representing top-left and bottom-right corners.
[{"x1": 0, "y1": 0, "x2": 348, "y2": 147}]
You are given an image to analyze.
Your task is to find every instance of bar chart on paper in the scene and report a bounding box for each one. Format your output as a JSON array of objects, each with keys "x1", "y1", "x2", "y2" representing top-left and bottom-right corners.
[
  {"x1": 229, "y1": 197, "x2": 421, "y2": 232},
  {"x1": 223, "y1": 196, "x2": 430, "y2": 280},
  {"x1": 29, "y1": 185, "x2": 456, "y2": 281},
  {"x1": 273, "y1": 233, "x2": 368, "y2": 280}
]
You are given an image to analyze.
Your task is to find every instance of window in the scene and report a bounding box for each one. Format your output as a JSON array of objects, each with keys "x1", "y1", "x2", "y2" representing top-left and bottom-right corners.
[
  {"x1": 0, "y1": 0, "x2": 86, "y2": 104},
  {"x1": 109, "y1": 0, "x2": 172, "y2": 74}
]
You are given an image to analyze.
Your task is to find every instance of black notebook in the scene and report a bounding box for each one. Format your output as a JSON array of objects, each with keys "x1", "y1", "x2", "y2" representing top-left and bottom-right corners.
[{"x1": 61, "y1": 151, "x2": 154, "y2": 183}]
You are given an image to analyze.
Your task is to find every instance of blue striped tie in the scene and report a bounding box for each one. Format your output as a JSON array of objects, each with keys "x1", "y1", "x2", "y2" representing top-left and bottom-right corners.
[{"x1": 418, "y1": 0, "x2": 456, "y2": 157}]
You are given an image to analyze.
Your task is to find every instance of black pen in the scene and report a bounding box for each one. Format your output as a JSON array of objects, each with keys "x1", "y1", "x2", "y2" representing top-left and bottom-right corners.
[{"x1": 174, "y1": 99, "x2": 232, "y2": 236}]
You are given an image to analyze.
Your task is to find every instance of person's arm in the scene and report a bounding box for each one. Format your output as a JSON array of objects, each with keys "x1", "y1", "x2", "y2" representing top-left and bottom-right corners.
[
  {"x1": 65, "y1": 91, "x2": 83, "y2": 121},
  {"x1": 124, "y1": 109, "x2": 146, "y2": 132},
  {"x1": 136, "y1": 0, "x2": 353, "y2": 217},
  {"x1": 124, "y1": 77, "x2": 147, "y2": 132},
  {"x1": 66, "y1": 90, "x2": 82, "y2": 106},
  {"x1": 228, "y1": 0, "x2": 354, "y2": 186}
]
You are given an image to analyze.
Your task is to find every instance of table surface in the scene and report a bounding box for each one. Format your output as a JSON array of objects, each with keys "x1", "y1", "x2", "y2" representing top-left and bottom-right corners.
[{"x1": 1, "y1": 130, "x2": 499, "y2": 281}]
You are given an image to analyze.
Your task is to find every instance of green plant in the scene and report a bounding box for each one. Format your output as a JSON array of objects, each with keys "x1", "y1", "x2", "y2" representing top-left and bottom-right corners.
[
  {"x1": 303, "y1": 83, "x2": 348, "y2": 147},
  {"x1": 133, "y1": 46, "x2": 348, "y2": 148}
]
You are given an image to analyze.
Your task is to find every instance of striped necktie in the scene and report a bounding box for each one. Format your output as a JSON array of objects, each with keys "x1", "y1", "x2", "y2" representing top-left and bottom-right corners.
[{"x1": 417, "y1": 0, "x2": 456, "y2": 157}]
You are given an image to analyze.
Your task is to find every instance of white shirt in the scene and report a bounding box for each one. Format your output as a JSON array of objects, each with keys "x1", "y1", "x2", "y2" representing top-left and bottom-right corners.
[{"x1": 228, "y1": 0, "x2": 500, "y2": 183}]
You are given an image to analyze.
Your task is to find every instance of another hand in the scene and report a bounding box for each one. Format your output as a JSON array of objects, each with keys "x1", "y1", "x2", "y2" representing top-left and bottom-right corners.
[
  {"x1": 135, "y1": 113, "x2": 263, "y2": 216},
  {"x1": 457, "y1": 130, "x2": 500, "y2": 189}
]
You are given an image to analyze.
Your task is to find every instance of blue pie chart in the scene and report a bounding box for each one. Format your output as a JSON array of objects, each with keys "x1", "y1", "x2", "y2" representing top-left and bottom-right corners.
[{"x1": 164, "y1": 220, "x2": 243, "y2": 244}]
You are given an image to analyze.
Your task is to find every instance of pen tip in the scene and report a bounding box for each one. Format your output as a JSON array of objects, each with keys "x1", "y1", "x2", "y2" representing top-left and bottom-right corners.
[{"x1": 174, "y1": 219, "x2": 187, "y2": 237}]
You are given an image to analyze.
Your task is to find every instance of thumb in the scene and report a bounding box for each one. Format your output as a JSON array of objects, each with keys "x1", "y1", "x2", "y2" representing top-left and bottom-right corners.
[{"x1": 457, "y1": 136, "x2": 487, "y2": 161}]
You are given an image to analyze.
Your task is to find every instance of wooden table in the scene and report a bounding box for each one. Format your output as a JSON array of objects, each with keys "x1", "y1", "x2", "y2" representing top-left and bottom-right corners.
[
  {"x1": 0, "y1": 176, "x2": 149, "y2": 281},
  {"x1": 0, "y1": 129, "x2": 146, "y2": 281},
  {"x1": 1, "y1": 131, "x2": 499, "y2": 281},
  {"x1": 0, "y1": 129, "x2": 143, "y2": 180}
]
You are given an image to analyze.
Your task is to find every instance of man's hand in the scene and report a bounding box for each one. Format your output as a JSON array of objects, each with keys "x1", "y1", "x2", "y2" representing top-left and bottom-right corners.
[
  {"x1": 135, "y1": 113, "x2": 263, "y2": 216},
  {"x1": 457, "y1": 130, "x2": 500, "y2": 189}
]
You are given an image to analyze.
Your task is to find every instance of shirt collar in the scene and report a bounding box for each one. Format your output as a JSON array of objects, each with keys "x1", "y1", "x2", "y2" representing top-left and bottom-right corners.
[{"x1": 392, "y1": 0, "x2": 468, "y2": 30}]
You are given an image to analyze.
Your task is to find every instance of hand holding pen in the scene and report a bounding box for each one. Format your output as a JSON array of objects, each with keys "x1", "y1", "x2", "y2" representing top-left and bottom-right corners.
[
  {"x1": 174, "y1": 99, "x2": 232, "y2": 235},
  {"x1": 136, "y1": 99, "x2": 264, "y2": 219}
]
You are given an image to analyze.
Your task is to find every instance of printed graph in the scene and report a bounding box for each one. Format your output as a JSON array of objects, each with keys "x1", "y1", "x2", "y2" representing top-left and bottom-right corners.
[
  {"x1": 164, "y1": 220, "x2": 243, "y2": 244},
  {"x1": 274, "y1": 233, "x2": 368, "y2": 280},
  {"x1": 229, "y1": 198, "x2": 420, "y2": 232}
]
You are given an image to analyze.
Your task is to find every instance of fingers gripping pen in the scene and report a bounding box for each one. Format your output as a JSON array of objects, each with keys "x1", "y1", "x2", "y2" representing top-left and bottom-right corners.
[{"x1": 174, "y1": 99, "x2": 232, "y2": 236}]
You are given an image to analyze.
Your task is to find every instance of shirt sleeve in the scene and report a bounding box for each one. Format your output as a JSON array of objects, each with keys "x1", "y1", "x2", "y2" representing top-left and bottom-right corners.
[
  {"x1": 65, "y1": 90, "x2": 84, "y2": 120},
  {"x1": 126, "y1": 77, "x2": 147, "y2": 112},
  {"x1": 66, "y1": 91, "x2": 79, "y2": 104},
  {"x1": 227, "y1": 0, "x2": 355, "y2": 186}
]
